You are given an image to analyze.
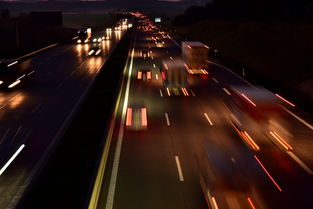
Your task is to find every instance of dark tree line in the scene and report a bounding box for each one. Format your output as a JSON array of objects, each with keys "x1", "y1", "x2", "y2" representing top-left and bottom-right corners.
[{"x1": 173, "y1": 0, "x2": 313, "y2": 25}]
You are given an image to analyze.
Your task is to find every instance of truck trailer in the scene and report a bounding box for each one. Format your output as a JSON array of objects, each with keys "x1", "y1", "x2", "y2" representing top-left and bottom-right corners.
[{"x1": 182, "y1": 41, "x2": 209, "y2": 75}]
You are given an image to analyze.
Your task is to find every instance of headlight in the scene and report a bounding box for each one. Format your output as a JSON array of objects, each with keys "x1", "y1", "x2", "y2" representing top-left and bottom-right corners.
[
  {"x1": 98, "y1": 38, "x2": 102, "y2": 42},
  {"x1": 93, "y1": 38, "x2": 97, "y2": 42},
  {"x1": 77, "y1": 39, "x2": 82, "y2": 43},
  {"x1": 0, "y1": 80, "x2": 3, "y2": 85}
]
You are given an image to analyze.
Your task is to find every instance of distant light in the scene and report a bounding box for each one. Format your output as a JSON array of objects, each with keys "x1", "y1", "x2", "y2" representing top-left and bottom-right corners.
[
  {"x1": 77, "y1": 39, "x2": 82, "y2": 43},
  {"x1": 155, "y1": 17, "x2": 161, "y2": 23},
  {"x1": 0, "y1": 81, "x2": 3, "y2": 85}
]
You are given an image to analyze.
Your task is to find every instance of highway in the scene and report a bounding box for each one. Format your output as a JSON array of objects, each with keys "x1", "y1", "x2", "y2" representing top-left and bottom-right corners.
[
  {"x1": 0, "y1": 26, "x2": 126, "y2": 209},
  {"x1": 90, "y1": 18, "x2": 313, "y2": 209}
]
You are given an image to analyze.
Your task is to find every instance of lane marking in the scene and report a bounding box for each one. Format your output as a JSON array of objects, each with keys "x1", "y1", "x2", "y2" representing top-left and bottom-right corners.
[
  {"x1": 287, "y1": 151, "x2": 313, "y2": 175},
  {"x1": 190, "y1": 89, "x2": 196, "y2": 97},
  {"x1": 165, "y1": 113, "x2": 170, "y2": 126},
  {"x1": 212, "y1": 78, "x2": 219, "y2": 84},
  {"x1": 155, "y1": 74, "x2": 159, "y2": 80},
  {"x1": 175, "y1": 156, "x2": 184, "y2": 181},
  {"x1": 254, "y1": 155, "x2": 282, "y2": 192},
  {"x1": 31, "y1": 103, "x2": 42, "y2": 114},
  {"x1": 88, "y1": 36, "x2": 133, "y2": 209},
  {"x1": 204, "y1": 113, "x2": 213, "y2": 126},
  {"x1": 222, "y1": 88, "x2": 232, "y2": 95},
  {"x1": 153, "y1": 64, "x2": 156, "y2": 68},
  {"x1": 56, "y1": 83, "x2": 63, "y2": 90},
  {"x1": 159, "y1": 89, "x2": 163, "y2": 97},
  {"x1": 105, "y1": 47, "x2": 135, "y2": 209},
  {"x1": 0, "y1": 144, "x2": 25, "y2": 176},
  {"x1": 280, "y1": 105, "x2": 313, "y2": 131},
  {"x1": 70, "y1": 70, "x2": 76, "y2": 76},
  {"x1": 12, "y1": 126, "x2": 22, "y2": 142},
  {"x1": 0, "y1": 128, "x2": 10, "y2": 145}
]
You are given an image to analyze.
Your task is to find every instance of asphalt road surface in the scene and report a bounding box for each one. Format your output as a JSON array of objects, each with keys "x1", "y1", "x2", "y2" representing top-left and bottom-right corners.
[
  {"x1": 0, "y1": 26, "x2": 126, "y2": 209},
  {"x1": 91, "y1": 19, "x2": 313, "y2": 209}
]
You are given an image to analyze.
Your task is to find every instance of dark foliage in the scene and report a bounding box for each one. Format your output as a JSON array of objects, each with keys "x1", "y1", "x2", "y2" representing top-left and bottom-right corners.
[{"x1": 173, "y1": 0, "x2": 313, "y2": 25}]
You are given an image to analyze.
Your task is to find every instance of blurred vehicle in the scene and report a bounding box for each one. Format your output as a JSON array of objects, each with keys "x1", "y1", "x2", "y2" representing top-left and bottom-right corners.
[
  {"x1": 141, "y1": 50, "x2": 150, "y2": 59},
  {"x1": 77, "y1": 28, "x2": 92, "y2": 44},
  {"x1": 137, "y1": 69, "x2": 152, "y2": 81},
  {"x1": 0, "y1": 59, "x2": 34, "y2": 89},
  {"x1": 88, "y1": 45, "x2": 102, "y2": 56},
  {"x1": 182, "y1": 41, "x2": 209, "y2": 75},
  {"x1": 155, "y1": 39, "x2": 165, "y2": 48},
  {"x1": 197, "y1": 140, "x2": 257, "y2": 209},
  {"x1": 227, "y1": 86, "x2": 291, "y2": 151},
  {"x1": 161, "y1": 59, "x2": 189, "y2": 96},
  {"x1": 92, "y1": 37, "x2": 102, "y2": 43},
  {"x1": 126, "y1": 102, "x2": 147, "y2": 131}
]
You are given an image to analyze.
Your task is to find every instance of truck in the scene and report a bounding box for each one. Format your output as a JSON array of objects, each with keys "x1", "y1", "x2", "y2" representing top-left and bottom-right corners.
[
  {"x1": 182, "y1": 41, "x2": 209, "y2": 75},
  {"x1": 161, "y1": 58, "x2": 188, "y2": 95},
  {"x1": 0, "y1": 59, "x2": 34, "y2": 89},
  {"x1": 227, "y1": 86, "x2": 292, "y2": 151},
  {"x1": 76, "y1": 28, "x2": 92, "y2": 44}
]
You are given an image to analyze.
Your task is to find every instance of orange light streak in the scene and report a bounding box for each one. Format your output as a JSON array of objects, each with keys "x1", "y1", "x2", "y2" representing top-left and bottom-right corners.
[
  {"x1": 126, "y1": 108, "x2": 132, "y2": 126},
  {"x1": 141, "y1": 108, "x2": 147, "y2": 126},
  {"x1": 254, "y1": 155, "x2": 282, "y2": 192}
]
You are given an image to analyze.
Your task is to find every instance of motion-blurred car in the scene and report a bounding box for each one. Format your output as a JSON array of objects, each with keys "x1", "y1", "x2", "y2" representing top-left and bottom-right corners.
[
  {"x1": 155, "y1": 39, "x2": 165, "y2": 48},
  {"x1": 126, "y1": 102, "x2": 147, "y2": 131},
  {"x1": 137, "y1": 69, "x2": 152, "y2": 81},
  {"x1": 197, "y1": 140, "x2": 257, "y2": 209},
  {"x1": 88, "y1": 45, "x2": 102, "y2": 56},
  {"x1": 92, "y1": 37, "x2": 102, "y2": 43},
  {"x1": 141, "y1": 50, "x2": 150, "y2": 59}
]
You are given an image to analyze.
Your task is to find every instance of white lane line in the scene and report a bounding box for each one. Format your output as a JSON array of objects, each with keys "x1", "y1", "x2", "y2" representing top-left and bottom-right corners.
[
  {"x1": 56, "y1": 83, "x2": 63, "y2": 90},
  {"x1": 280, "y1": 105, "x2": 313, "y2": 131},
  {"x1": 159, "y1": 89, "x2": 163, "y2": 97},
  {"x1": 70, "y1": 70, "x2": 76, "y2": 76},
  {"x1": 212, "y1": 78, "x2": 219, "y2": 83},
  {"x1": 204, "y1": 113, "x2": 214, "y2": 126},
  {"x1": 0, "y1": 144, "x2": 25, "y2": 176},
  {"x1": 287, "y1": 151, "x2": 313, "y2": 175},
  {"x1": 175, "y1": 156, "x2": 184, "y2": 182},
  {"x1": 155, "y1": 74, "x2": 159, "y2": 80},
  {"x1": 31, "y1": 103, "x2": 42, "y2": 114},
  {"x1": 222, "y1": 88, "x2": 232, "y2": 95},
  {"x1": 165, "y1": 113, "x2": 170, "y2": 126},
  {"x1": 0, "y1": 128, "x2": 10, "y2": 145},
  {"x1": 153, "y1": 64, "x2": 156, "y2": 68},
  {"x1": 190, "y1": 89, "x2": 196, "y2": 97},
  {"x1": 12, "y1": 126, "x2": 22, "y2": 142},
  {"x1": 105, "y1": 47, "x2": 135, "y2": 209}
]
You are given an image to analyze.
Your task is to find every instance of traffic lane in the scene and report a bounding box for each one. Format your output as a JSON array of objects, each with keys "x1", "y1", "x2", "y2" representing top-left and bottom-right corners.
[
  {"x1": 111, "y1": 66, "x2": 206, "y2": 209},
  {"x1": 157, "y1": 28, "x2": 313, "y2": 208},
  {"x1": 0, "y1": 57, "x2": 106, "y2": 208},
  {"x1": 189, "y1": 76, "x2": 313, "y2": 209},
  {"x1": 0, "y1": 31, "x2": 125, "y2": 208}
]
